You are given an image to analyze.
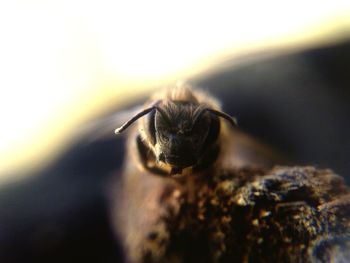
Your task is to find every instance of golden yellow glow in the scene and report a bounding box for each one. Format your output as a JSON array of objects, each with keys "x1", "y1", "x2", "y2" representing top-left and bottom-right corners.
[{"x1": 0, "y1": 0, "x2": 350, "y2": 182}]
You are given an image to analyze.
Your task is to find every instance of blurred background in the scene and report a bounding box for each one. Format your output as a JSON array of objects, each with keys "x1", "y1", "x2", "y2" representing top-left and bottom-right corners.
[{"x1": 0, "y1": 1, "x2": 350, "y2": 262}]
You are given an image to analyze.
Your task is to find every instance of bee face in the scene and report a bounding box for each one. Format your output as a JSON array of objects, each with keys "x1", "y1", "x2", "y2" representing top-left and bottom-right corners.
[
  {"x1": 154, "y1": 102, "x2": 212, "y2": 168},
  {"x1": 115, "y1": 86, "x2": 237, "y2": 175}
]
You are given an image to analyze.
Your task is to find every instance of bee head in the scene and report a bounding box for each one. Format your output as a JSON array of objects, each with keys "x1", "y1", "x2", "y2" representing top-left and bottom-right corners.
[
  {"x1": 115, "y1": 100, "x2": 237, "y2": 171},
  {"x1": 153, "y1": 101, "x2": 217, "y2": 168}
]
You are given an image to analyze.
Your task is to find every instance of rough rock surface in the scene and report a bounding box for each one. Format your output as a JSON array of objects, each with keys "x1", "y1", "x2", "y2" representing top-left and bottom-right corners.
[{"x1": 113, "y1": 166, "x2": 350, "y2": 263}]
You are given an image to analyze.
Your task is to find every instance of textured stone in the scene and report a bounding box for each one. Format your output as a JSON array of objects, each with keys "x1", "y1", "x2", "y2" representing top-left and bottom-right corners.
[{"x1": 112, "y1": 166, "x2": 350, "y2": 263}]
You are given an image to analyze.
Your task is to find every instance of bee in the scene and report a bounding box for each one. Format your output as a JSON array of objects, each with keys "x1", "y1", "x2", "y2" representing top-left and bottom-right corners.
[
  {"x1": 115, "y1": 83, "x2": 237, "y2": 176},
  {"x1": 111, "y1": 83, "x2": 288, "y2": 263}
]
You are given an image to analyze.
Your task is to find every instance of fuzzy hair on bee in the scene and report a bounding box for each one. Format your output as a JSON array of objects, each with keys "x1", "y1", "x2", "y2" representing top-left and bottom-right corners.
[{"x1": 115, "y1": 82, "x2": 237, "y2": 176}]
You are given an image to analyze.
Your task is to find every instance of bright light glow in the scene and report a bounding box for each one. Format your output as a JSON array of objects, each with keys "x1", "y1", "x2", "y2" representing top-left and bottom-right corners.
[{"x1": 0, "y1": 0, "x2": 349, "y2": 180}]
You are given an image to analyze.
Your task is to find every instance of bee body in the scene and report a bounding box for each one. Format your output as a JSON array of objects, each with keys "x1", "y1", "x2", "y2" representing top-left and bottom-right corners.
[{"x1": 116, "y1": 83, "x2": 237, "y2": 176}]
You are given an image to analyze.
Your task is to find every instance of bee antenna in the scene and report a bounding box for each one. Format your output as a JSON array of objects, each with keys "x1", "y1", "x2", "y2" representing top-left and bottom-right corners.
[
  {"x1": 206, "y1": 108, "x2": 237, "y2": 127},
  {"x1": 154, "y1": 106, "x2": 171, "y2": 125},
  {"x1": 115, "y1": 100, "x2": 171, "y2": 134},
  {"x1": 115, "y1": 106, "x2": 156, "y2": 134},
  {"x1": 191, "y1": 105, "x2": 207, "y2": 128},
  {"x1": 191, "y1": 106, "x2": 237, "y2": 129}
]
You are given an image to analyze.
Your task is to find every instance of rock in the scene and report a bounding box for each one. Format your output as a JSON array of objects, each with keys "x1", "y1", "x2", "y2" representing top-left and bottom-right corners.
[{"x1": 111, "y1": 166, "x2": 350, "y2": 263}]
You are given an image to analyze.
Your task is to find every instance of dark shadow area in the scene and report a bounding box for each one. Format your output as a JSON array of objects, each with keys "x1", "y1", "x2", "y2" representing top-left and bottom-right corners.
[
  {"x1": 0, "y1": 138, "x2": 125, "y2": 263},
  {"x1": 194, "y1": 39, "x2": 350, "y2": 177}
]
